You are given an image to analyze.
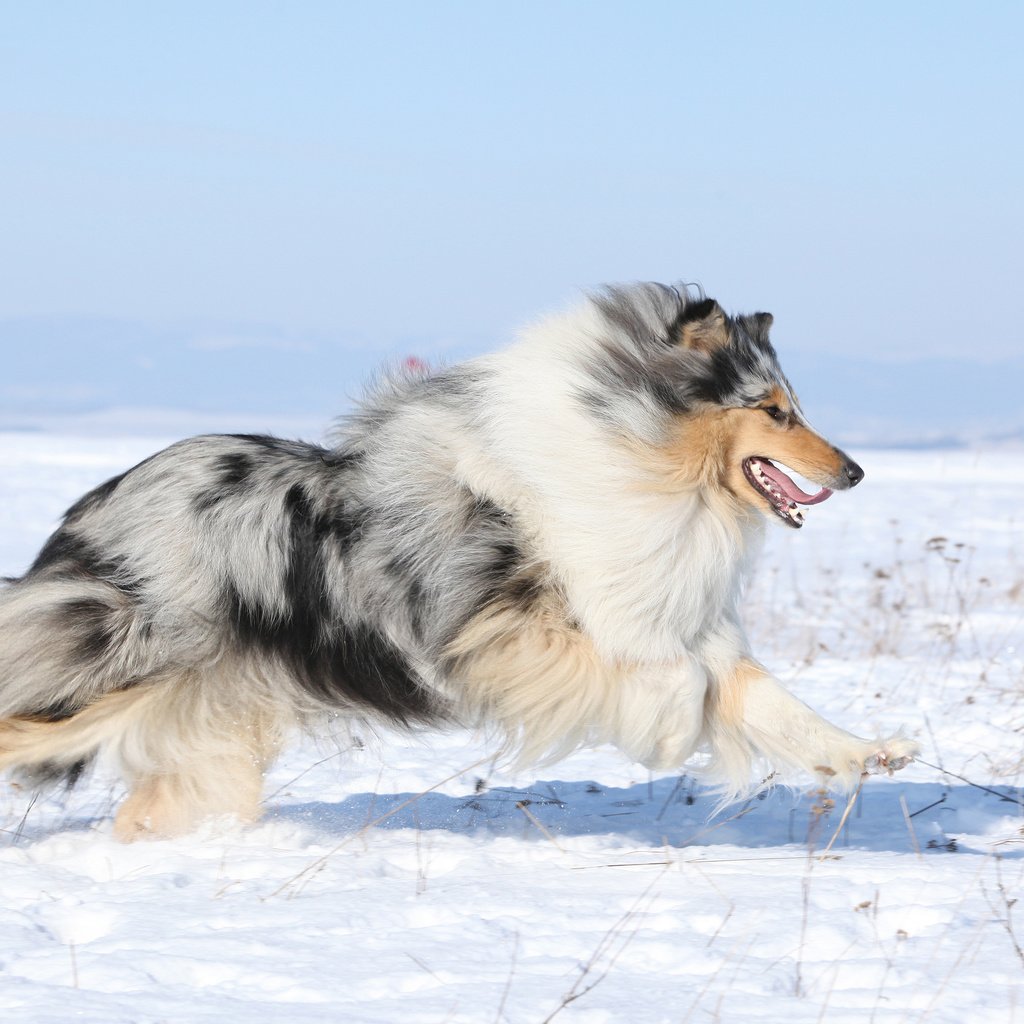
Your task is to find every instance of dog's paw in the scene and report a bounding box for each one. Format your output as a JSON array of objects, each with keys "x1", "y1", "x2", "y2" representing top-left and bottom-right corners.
[{"x1": 863, "y1": 736, "x2": 919, "y2": 776}]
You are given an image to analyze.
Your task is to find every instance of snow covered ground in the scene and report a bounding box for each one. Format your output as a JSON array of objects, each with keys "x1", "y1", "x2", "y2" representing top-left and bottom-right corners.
[{"x1": 0, "y1": 433, "x2": 1021, "y2": 1023}]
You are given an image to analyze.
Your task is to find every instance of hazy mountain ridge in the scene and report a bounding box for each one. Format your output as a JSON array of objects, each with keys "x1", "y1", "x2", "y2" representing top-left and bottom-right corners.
[{"x1": 1, "y1": 317, "x2": 1020, "y2": 447}]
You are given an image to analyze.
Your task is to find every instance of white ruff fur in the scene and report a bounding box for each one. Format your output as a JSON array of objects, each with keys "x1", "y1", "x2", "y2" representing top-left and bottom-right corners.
[{"x1": 476, "y1": 307, "x2": 751, "y2": 661}]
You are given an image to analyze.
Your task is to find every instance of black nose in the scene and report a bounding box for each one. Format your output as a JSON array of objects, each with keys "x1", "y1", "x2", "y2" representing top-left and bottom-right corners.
[{"x1": 844, "y1": 459, "x2": 864, "y2": 488}]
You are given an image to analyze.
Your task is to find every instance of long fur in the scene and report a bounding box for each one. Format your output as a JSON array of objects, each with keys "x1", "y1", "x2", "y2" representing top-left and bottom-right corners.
[{"x1": 0, "y1": 282, "x2": 917, "y2": 839}]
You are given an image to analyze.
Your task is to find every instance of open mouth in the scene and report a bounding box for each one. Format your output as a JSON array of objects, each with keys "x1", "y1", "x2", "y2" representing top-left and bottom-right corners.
[{"x1": 742, "y1": 457, "x2": 833, "y2": 529}]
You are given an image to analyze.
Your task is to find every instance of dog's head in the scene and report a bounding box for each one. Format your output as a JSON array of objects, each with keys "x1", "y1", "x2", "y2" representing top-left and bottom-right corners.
[{"x1": 583, "y1": 284, "x2": 863, "y2": 529}]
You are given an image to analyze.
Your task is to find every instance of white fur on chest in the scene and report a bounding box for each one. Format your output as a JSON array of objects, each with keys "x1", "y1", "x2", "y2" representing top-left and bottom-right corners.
[{"x1": 471, "y1": 328, "x2": 760, "y2": 665}]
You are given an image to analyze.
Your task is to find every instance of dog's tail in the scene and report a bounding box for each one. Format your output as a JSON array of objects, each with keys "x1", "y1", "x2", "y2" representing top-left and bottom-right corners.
[
  {"x1": 0, "y1": 572, "x2": 160, "y2": 785},
  {"x1": 0, "y1": 686, "x2": 161, "y2": 787}
]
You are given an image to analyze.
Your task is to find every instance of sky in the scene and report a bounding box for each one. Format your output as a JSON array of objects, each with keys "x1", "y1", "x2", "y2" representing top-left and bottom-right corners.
[{"x1": 1, "y1": 2, "x2": 1022, "y2": 436}]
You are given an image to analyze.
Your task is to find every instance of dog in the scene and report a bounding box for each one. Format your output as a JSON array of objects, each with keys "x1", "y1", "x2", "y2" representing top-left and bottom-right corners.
[{"x1": 0, "y1": 283, "x2": 917, "y2": 840}]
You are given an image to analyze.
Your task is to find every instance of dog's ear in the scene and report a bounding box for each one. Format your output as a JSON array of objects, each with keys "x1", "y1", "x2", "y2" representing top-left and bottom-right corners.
[
  {"x1": 674, "y1": 298, "x2": 729, "y2": 353},
  {"x1": 752, "y1": 312, "x2": 773, "y2": 333}
]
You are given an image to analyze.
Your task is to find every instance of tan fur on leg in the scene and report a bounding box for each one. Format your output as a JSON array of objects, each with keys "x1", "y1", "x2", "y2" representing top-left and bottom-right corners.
[
  {"x1": 109, "y1": 675, "x2": 288, "y2": 841},
  {"x1": 114, "y1": 750, "x2": 265, "y2": 841},
  {"x1": 704, "y1": 657, "x2": 919, "y2": 797},
  {"x1": 446, "y1": 586, "x2": 706, "y2": 768},
  {"x1": 0, "y1": 664, "x2": 294, "y2": 841}
]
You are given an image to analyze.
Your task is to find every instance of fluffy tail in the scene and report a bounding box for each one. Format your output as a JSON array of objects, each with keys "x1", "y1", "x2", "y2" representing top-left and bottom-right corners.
[
  {"x1": 0, "y1": 687, "x2": 156, "y2": 783},
  {"x1": 0, "y1": 573, "x2": 156, "y2": 717},
  {"x1": 0, "y1": 573, "x2": 160, "y2": 784}
]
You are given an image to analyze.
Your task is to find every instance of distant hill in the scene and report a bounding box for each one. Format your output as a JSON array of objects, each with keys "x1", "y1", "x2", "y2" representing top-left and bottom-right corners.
[
  {"x1": 781, "y1": 351, "x2": 1024, "y2": 448},
  {"x1": 1, "y1": 316, "x2": 1021, "y2": 447}
]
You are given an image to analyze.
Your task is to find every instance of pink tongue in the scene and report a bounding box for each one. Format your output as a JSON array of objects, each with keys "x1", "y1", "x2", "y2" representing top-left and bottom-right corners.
[{"x1": 759, "y1": 460, "x2": 833, "y2": 505}]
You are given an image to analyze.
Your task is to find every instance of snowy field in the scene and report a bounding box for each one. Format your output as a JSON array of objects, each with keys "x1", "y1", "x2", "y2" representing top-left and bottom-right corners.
[{"x1": 0, "y1": 433, "x2": 1021, "y2": 1023}]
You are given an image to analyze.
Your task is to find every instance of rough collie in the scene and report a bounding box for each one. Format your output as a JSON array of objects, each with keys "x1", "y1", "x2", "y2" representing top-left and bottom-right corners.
[{"x1": 0, "y1": 283, "x2": 917, "y2": 840}]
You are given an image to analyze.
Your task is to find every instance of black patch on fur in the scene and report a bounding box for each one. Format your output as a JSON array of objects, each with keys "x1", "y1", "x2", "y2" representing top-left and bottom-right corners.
[
  {"x1": 461, "y1": 497, "x2": 533, "y2": 606},
  {"x1": 19, "y1": 756, "x2": 92, "y2": 791},
  {"x1": 479, "y1": 541, "x2": 522, "y2": 596},
  {"x1": 692, "y1": 347, "x2": 743, "y2": 404},
  {"x1": 28, "y1": 530, "x2": 87, "y2": 576},
  {"x1": 286, "y1": 479, "x2": 368, "y2": 560},
  {"x1": 26, "y1": 696, "x2": 87, "y2": 722},
  {"x1": 226, "y1": 483, "x2": 437, "y2": 724},
  {"x1": 226, "y1": 434, "x2": 362, "y2": 471},
  {"x1": 329, "y1": 507, "x2": 367, "y2": 557},
  {"x1": 385, "y1": 554, "x2": 416, "y2": 580},
  {"x1": 690, "y1": 342, "x2": 763, "y2": 406},
  {"x1": 406, "y1": 578, "x2": 427, "y2": 643},
  {"x1": 503, "y1": 571, "x2": 546, "y2": 613},
  {"x1": 193, "y1": 452, "x2": 255, "y2": 513},
  {"x1": 435, "y1": 495, "x2": 547, "y2": 652},
  {"x1": 322, "y1": 504, "x2": 363, "y2": 557},
  {"x1": 669, "y1": 296, "x2": 720, "y2": 337},
  {"x1": 384, "y1": 554, "x2": 428, "y2": 642},
  {"x1": 648, "y1": 373, "x2": 690, "y2": 415},
  {"x1": 225, "y1": 433, "x2": 295, "y2": 453},
  {"x1": 27, "y1": 533, "x2": 144, "y2": 597},
  {"x1": 468, "y1": 494, "x2": 502, "y2": 523},
  {"x1": 59, "y1": 597, "x2": 118, "y2": 660}
]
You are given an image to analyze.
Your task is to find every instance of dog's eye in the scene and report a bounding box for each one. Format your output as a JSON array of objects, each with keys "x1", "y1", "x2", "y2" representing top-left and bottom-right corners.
[{"x1": 763, "y1": 405, "x2": 786, "y2": 423}]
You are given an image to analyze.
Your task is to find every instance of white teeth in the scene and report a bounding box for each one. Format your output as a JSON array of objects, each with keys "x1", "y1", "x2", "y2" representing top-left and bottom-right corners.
[
  {"x1": 753, "y1": 464, "x2": 806, "y2": 528},
  {"x1": 748, "y1": 460, "x2": 807, "y2": 526}
]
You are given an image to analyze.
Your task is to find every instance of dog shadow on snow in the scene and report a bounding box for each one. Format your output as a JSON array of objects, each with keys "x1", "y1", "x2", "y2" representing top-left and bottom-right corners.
[
  {"x1": 4, "y1": 770, "x2": 1020, "y2": 855},
  {"x1": 269, "y1": 775, "x2": 1024, "y2": 858}
]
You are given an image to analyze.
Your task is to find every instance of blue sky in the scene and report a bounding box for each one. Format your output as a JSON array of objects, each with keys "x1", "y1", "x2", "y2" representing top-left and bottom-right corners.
[{"x1": 1, "y1": 2, "x2": 1022, "y2": 433}]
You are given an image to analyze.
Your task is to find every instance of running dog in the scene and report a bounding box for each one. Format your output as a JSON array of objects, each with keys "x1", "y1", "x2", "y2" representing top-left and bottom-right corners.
[{"x1": 0, "y1": 283, "x2": 917, "y2": 839}]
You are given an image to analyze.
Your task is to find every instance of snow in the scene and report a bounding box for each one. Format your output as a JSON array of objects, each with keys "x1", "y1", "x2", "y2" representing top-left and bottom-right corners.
[{"x1": 0, "y1": 434, "x2": 1021, "y2": 1023}]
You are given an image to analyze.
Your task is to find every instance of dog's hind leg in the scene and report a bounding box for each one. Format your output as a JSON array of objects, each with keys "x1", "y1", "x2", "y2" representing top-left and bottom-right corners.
[
  {"x1": 110, "y1": 671, "x2": 290, "y2": 841},
  {"x1": 0, "y1": 670, "x2": 291, "y2": 841},
  {"x1": 113, "y1": 743, "x2": 268, "y2": 842},
  {"x1": 704, "y1": 657, "x2": 919, "y2": 796}
]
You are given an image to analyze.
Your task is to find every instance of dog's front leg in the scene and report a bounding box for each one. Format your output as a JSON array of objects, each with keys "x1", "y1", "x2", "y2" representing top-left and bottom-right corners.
[
  {"x1": 606, "y1": 655, "x2": 709, "y2": 770},
  {"x1": 446, "y1": 596, "x2": 709, "y2": 768},
  {"x1": 705, "y1": 657, "x2": 918, "y2": 794}
]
